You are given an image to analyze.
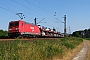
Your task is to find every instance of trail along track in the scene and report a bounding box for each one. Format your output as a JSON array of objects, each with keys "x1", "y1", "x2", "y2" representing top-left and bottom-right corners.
[{"x1": 72, "y1": 41, "x2": 88, "y2": 60}]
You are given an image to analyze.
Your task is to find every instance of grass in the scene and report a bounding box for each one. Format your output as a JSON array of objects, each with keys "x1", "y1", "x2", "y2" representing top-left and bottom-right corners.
[
  {"x1": 84, "y1": 38, "x2": 90, "y2": 40},
  {"x1": 0, "y1": 37, "x2": 83, "y2": 60}
]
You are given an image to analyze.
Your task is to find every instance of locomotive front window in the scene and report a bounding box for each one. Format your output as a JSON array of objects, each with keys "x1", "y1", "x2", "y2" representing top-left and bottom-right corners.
[
  {"x1": 9, "y1": 22, "x2": 19, "y2": 26},
  {"x1": 15, "y1": 22, "x2": 19, "y2": 26}
]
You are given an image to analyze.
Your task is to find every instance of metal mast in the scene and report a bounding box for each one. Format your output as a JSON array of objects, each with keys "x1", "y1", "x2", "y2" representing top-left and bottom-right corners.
[
  {"x1": 34, "y1": 17, "x2": 37, "y2": 25},
  {"x1": 64, "y1": 15, "x2": 66, "y2": 36}
]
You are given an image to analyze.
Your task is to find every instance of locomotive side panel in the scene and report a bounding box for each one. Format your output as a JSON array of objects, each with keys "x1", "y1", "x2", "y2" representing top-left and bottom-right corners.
[
  {"x1": 19, "y1": 21, "x2": 24, "y2": 33},
  {"x1": 20, "y1": 22, "x2": 40, "y2": 35},
  {"x1": 18, "y1": 21, "x2": 40, "y2": 37}
]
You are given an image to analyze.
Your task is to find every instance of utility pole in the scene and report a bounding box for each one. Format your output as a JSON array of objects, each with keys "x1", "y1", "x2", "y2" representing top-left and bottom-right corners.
[
  {"x1": 34, "y1": 17, "x2": 37, "y2": 25},
  {"x1": 69, "y1": 26, "x2": 71, "y2": 34},
  {"x1": 64, "y1": 15, "x2": 66, "y2": 36},
  {"x1": 54, "y1": 13, "x2": 67, "y2": 36}
]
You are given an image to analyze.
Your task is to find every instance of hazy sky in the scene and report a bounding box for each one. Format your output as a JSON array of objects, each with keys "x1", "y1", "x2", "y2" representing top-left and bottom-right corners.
[{"x1": 0, "y1": 0, "x2": 90, "y2": 33}]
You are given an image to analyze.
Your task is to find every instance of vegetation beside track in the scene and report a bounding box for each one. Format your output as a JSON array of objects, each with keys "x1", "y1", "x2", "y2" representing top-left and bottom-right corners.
[
  {"x1": 0, "y1": 37, "x2": 83, "y2": 60},
  {"x1": 84, "y1": 38, "x2": 90, "y2": 40},
  {"x1": 0, "y1": 29, "x2": 8, "y2": 38}
]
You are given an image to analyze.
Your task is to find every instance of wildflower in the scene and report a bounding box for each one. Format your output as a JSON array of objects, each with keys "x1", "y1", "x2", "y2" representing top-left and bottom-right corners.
[{"x1": 13, "y1": 54, "x2": 15, "y2": 56}]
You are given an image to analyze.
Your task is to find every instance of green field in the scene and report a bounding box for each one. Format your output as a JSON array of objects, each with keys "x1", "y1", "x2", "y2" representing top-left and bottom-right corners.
[{"x1": 0, "y1": 37, "x2": 83, "y2": 60}]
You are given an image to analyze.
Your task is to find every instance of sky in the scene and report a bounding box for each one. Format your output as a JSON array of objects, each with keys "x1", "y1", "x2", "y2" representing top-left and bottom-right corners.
[{"x1": 0, "y1": 0, "x2": 90, "y2": 34}]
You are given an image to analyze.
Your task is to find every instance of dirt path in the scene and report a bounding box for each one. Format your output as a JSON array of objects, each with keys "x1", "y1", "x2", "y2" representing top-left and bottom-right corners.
[
  {"x1": 53, "y1": 40, "x2": 90, "y2": 60},
  {"x1": 53, "y1": 42, "x2": 84, "y2": 60},
  {"x1": 72, "y1": 41, "x2": 88, "y2": 60},
  {"x1": 85, "y1": 40, "x2": 90, "y2": 60}
]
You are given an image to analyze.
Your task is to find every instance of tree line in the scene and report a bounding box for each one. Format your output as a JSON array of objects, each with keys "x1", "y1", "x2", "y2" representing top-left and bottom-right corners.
[
  {"x1": 0, "y1": 29, "x2": 8, "y2": 38},
  {"x1": 72, "y1": 28, "x2": 90, "y2": 38}
]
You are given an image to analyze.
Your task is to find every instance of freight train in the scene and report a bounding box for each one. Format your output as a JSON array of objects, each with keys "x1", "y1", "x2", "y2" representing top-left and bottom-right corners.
[{"x1": 8, "y1": 20, "x2": 62, "y2": 38}]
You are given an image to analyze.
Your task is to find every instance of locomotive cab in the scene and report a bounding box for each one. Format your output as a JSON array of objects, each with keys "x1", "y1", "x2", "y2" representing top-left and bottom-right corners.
[{"x1": 8, "y1": 20, "x2": 20, "y2": 37}]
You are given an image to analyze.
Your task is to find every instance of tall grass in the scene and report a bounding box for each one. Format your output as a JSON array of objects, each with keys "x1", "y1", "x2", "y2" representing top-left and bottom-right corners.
[{"x1": 0, "y1": 37, "x2": 83, "y2": 60}]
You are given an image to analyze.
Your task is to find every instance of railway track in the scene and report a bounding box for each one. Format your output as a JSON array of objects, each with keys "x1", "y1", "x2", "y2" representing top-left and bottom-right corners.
[{"x1": 0, "y1": 38, "x2": 60, "y2": 41}]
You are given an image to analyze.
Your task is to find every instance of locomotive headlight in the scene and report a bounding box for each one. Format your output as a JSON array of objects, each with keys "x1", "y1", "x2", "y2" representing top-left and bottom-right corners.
[
  {"x1": 16, "y1": 28, "x2": 19, "y2": 30},
  {"x1": 9, "y1": 29, "x2": 12, "y2": 30}
]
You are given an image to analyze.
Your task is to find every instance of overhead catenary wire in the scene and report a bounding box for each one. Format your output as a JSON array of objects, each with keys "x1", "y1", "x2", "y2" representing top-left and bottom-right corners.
[
  {"x1": 24, "y1": 0, "x2": 60, "y2": 25},
  {"x1": 32, "y1": 0, "x2": 63, "y2": 18},
  {"x1": 0, "y1": 1, "x2": 16, "y2": 14},
  {"x1": 11, "y1": 0, "x2": 59, "y2": 24},
  {"x1": 36, "y1": 18, "x2": 45, "y2": 24},
  {"x1": 24, "y1": 0, "x2": 54, "y2": 16},
  {"x1": 1, "y1": 0, "x2": 63, "y2": 22},
  {"x1": 24, "y1": 0, "x2": 55, "y2": 24},
  {"x1": 0, "y1": 5, "x2": 33, "y2": 21},
  {"x1": 55, "y1": 18, "x2": 64, "y2": 23},
  {"x1": 0, "y1": 6, "x2": 15, "y2": 14},
  {"x1": 0, "y1": 1, "x2": 19, "y2": 13},
  {"x1": 11, "y1": 0, "x2": 44, "y2": 17},
  {"x1": 0, "y1": 0, "x2": 35, "y2": 20},
  {"x1": 0, "y1": 1, "x2": 45, "y2": 27},
  {"x1": 28, "y1": 0, "x2": 64, "y2": 25},
  {"x1": 24, "y1": 0, "x2": 57, "y2": 19},
  {"x1": 0, "y1": 0, "x2": 64, "y2": 32},
  {"x1": 0, "y1": 0, "x2": 46, "y2": 24},
  {"x1": 33, "y1": 0, "x2": 64, "y2": 21}
]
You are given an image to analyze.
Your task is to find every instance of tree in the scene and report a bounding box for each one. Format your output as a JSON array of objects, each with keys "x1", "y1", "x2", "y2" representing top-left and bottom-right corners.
[
  {"x1": 0, "y1": 29, "x2": 8, "y2": 38},
  {"x1": 72, "y1": 28, "x2": 90, "y2": 38}
]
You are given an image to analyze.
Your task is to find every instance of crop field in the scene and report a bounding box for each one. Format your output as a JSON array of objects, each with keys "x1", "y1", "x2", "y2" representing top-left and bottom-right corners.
[{"x1": 0, "y1": 37, "x2": 83, "y2": 60}]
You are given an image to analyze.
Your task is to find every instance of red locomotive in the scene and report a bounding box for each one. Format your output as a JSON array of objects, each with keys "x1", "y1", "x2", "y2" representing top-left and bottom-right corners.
[
  {"x1": 8, "y1": 20, "x2": 40, "y2": 37},
  {"x1": 8, "y1": 20, "x2": 61, "y2": 38}
]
